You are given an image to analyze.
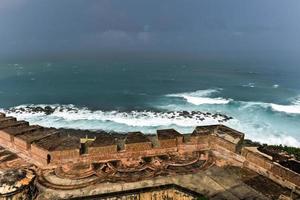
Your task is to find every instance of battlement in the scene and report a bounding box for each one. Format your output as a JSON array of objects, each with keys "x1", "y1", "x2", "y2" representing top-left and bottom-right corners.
[
  {"x1": 0, "y1": 113, "x2": 299, "y2": 196},
  {"x1": 0, "y1": 114, "x2": 244, "y2": 166}
]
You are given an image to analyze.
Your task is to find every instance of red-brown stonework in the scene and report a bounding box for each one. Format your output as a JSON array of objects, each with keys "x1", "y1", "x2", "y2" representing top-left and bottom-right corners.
[
  {"x1": 125, "y1": 132, "x2": 152, "y2": 152},
  {"x1": 157, "y1": 129, "x2": 183, "y2": 148},
  {"x1": 0, "y1": 114, "x2": 299, "y2": 194}
]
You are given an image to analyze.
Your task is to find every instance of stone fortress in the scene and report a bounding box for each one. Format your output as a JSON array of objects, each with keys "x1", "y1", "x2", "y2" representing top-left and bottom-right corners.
[{"x1": 0, "y1": 112, "x2": 299, "y2": 200}]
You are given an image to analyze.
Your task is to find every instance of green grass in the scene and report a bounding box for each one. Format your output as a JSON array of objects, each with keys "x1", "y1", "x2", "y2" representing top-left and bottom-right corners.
[{"x1": 268, "y1": 144, "x2": 300, "y2": 160}]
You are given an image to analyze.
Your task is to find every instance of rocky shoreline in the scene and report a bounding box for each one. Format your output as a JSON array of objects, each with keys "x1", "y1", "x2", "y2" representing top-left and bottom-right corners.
[{"x1": 6, "y1": 105, "x2": 234, "y2": 123}]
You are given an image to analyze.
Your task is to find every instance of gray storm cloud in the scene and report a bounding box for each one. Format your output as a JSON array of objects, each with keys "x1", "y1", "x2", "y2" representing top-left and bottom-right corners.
[{"x1": 0, "y1": 0, "x2": 299, "y2": 61}]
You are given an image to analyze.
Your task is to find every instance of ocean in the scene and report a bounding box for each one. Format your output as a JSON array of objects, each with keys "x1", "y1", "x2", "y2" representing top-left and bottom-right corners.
[{"x1": 0, "y1": 60, "x2": 299, "y2": 147}]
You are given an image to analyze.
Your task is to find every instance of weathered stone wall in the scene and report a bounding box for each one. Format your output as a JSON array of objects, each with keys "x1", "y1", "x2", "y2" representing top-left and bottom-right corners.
[
  {"x1": 0, "y1": 130, "x2": 12, "y2": 143},
  {"x1": 159, "y1": 138, "x2": 177, "y2": 148},
  {"x1": 125, "y1": 142, "x2": 152, "y2": 152},
  {"x1": 0, "y1": 137, "x2": 12, "y2": 148},
  {"x1": 139, "y1": 188, "x2": 195, "y2": 200},
  {"x1": 30, "y1": 144, "x2": 50, "y2": 165},
  {"x1": 270, "y1": 163, "x2": 300, "y2": 186},
  {"x1": 177, "y1": 136, "x2": 183, "y2": 145},
  {"x1": 211, "y1": 135, "x2": 237, "y2": 153},
  {"x1": 242, "y1": 148, "x2": 273, "y2": 170},
  {"x1": 81, "y1": 187, "x2": 197, "y2": 200},
  {"x1": 242, "y1": 147, "x2": 300, "y2": 193},
  {"x1": 89, "y1": 145, "x2": 117, "y2": 156},
  {"x1": 51, "y1": 149, "x2": 80, "y2": 163},
  {"x1": 13, "y1": 137, "x2": 30, "y2": 152},
  {"x1": 190, "y1": 135, "x2": 210, "y2": 147}
]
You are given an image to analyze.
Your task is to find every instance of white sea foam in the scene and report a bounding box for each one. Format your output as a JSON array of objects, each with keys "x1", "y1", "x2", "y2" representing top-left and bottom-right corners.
[
  {"x1": 270, "y1": 96, "x2": 300, "y2": 114},
  {"x1": 273, "y1": 84, "x2": 279, "y2": 88},
  {"x1": 1, "y1": 103, "x2": 300, "y2": 147},
  {"x1": 227, "y1": 119, "x2": 300, "y2": 147},
  {"x1": 167, "y1": 89, "x2": 232, "y2": 105},
  {"x1": 270, "y1": 103, "x2": 300, "y2": 114},
  {"x1": 242, "y1": 83, "x2": 255, "y2": 88},
  {"x1": 168, "y1": 89, "x2": 300, "y2": 115},
  {"x1": 2, "y1": 104, "x2": 230, "y2": 131}
]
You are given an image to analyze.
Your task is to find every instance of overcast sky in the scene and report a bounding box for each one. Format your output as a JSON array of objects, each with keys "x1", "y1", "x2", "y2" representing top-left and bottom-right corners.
[{"x1": 0, "y1": 0, "x2": 299, "y2": 61}]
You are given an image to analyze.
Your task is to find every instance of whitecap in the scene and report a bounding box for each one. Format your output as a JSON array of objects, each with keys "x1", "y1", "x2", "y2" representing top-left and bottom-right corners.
[
  {"x1": 3, "y1": 104, "x2": 232, "y2": 130},
  {"x1": 167, "y1": 89, "x2": 232, "y2": 105},
  {"x1": 270, "y1": 103, "x2": 300, "y2": 114},
  {"x1": 273, "y1": 84, "x2": 279, "y2": 88},
  {"x1": 227, "y1": 120, "x2": 300, "y2": 147},
  {"x1": 242, "y1": 83, "x2": 255, "y2": 88}
]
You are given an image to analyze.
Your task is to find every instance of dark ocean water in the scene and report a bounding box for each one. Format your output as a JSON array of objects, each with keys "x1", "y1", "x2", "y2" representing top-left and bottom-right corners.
[{"x1": 0, "y1": 60, "x2": 299, "y2": 146}]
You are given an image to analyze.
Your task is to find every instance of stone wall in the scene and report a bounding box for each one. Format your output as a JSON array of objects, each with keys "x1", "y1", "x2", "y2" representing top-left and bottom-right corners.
[
  {"x1": 89, "y1": 145, "x2": 117, "y2": 156},
  {"x1": 0, "y1": 136, "x2": 11, "y2": 148},
  {"x1": 159, "y1": 138, "x2": 177, "y2": 148},
  {"x1": 125, "y1": 142, "x2": 152, "y2": 152},
  {"x1": 30, "y1": 144, "x2": 50, "y2": 165},
  {"x1": 51, "y1": 149, "x2": 80, "y2": 164},
  {"x1": 241, "y1": 148, "x2": 273, "y2": 170},
  {"x1": 0, "y1": 130, "x2": 12, "y2": 143},
  {"x1": 212, "y1": 135, "x2": 237, "y2": 153},
  {"x1": 271, "y1": 163, "x2": 300, "y2": 186},
  {"x1": 242, "y1": 147, "x2": 300, "y2": 193},
  {"x1": 14, "y1": 137, "x2": 30, "y2": 152},
  {"x1": 190, "y1": 135, "x2": 210, "y2": 145}
]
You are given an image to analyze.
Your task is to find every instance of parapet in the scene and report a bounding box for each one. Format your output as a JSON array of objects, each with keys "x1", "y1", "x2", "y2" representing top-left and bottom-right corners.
[
  {"x1": 90, "y1": 134, "x2": 115, "y2": 148},
  {"x1": 215, "y1": 125, "x2": 244, "y2": 144},
  {"x1": 192, "y1": 125, "x2": 219, "y2": 136},
  {"x1": 0, "y1": 116, "x2": 17, "y2": 123},
  {"x1": 157, "y1": 129, "x2": 183, "y2": 148},
  {"x1": 125, "y1": 132, "x2": 152, "y2": 151},
  {"x1": 88, "y1": 134, "x2": 117, "y2": 156},
  {"x1": 0, "y1": 120, "x2": 29, "y2": 130},
  {"x1": 33, "y1": 132, "x2": 80, "y2": 152},
  {"x1": 190, "y1": 124, "x2": 244, "y2": 153}
]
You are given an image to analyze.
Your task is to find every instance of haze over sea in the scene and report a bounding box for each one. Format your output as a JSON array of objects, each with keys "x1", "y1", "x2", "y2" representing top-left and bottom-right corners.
[{"x1": 0, "y1": 59, "x2": 299, "y2": 147}]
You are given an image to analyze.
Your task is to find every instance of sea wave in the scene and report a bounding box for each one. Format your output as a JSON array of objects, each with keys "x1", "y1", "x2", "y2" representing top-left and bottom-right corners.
[
  {"x1": 167, "y1": 89, "x2": 300, "y2": 115},
  {"x1": 242, "y1": 82, "x2": 255, "y2": 88},
  {"x1": 270, "y1": 97, "x2": 300, "y2": 114},
  {"x1": 1, "y1": 103, "x2": 300, "y2": 147},
  {"x1": 273, "y1": 84, "x2": 279, "y2": 88},
  {"x1": 1, "y1": 104, "x2": 232, "y2": 131},
  {"x1": 166, "y1": 89, "x2": 232, "y2": 105},
  {"x1": 227, "y1": 119, "x2": 300, "y2": 147}
]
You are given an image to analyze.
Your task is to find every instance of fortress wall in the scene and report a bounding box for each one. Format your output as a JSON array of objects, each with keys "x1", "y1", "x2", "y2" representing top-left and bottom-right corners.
[
  {"x1": 139, "y1": 188, "x2": 195, "y2": 200},
  {"x1": 270, "y1": 163, "x2": 300, "y2": 186},
  {"x1": 14, "y1": 137, "x2": 30, "y2": 152},
  {"x1": 51, "y1": 149, "x2": 80, "y2": 163},
  {"x1": 177, "y1": 136, "x2": 184, "y2": 145},
  {"x1": 0, "y1": 135, "x2": 11, "y2": 147},
  {"x1": 211, "y1": 135, "x2": 237, "y2": 153},
  {"x1": 178, "y1": 143, "x2": 199, "y2": 153},
  {"x1": 212, "y1": 149, "x2": 245, "y2": 167},
  {"x1": 89, "y1": 145, "x2": 117, "y2": 156},
  {"x1": 125, "y1": 142, "x2": 152, "y2": 152},
  {"x1": 242, "y1": 147, "x2": 300, "y2": 193},
  {"x1": 30, "y1": 144, "x2": 50, "y2": 165},
  {"x1": 241, "y1": 148, "x2": 273, "y2": 170},
  {"x1": 190, "y1": 135, "x2": 210, "y2": 145},
  {"x1": 0, "y1": 130, "x2": 12, "y2": 143},
  {"x1": 159, "y1": 138, "x2": 177, "y2": 148}
]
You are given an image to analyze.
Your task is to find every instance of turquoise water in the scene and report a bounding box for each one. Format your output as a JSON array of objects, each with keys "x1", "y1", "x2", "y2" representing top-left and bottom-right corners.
[{"x1": 0, "y1": 60, "x2": 299, "y2": 146}]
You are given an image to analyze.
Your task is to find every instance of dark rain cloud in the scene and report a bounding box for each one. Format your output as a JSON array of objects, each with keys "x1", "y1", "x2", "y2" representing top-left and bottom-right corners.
[{"x1": 0, "y1": 0, "x2": 299, "y2": 61}]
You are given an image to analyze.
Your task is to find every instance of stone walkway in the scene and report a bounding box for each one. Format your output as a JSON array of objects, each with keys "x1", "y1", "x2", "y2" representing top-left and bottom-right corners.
[{"x1": 36, "y1": 165, "x2": 289, "y2": 200}]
